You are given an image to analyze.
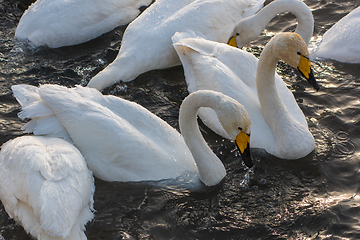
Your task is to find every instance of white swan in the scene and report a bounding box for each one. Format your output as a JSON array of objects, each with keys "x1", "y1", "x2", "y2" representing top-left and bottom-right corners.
[
  {"x1": 12, "y1": 85, "x2": 252, "y2": 187},
  {"x1": 312, "y1": 6, "x2": 360, "y2": 63},
  {"x1": 15, "y1": 0, "x2": 152, "y2": 48},
  {"x1": 87, "y1": 0, "x2": 265, "y2": 91},
  {"x1": 228, "y1": 0, "x2": 314, "y2": 48},
  {"x1": 173, "y1": 31, "x2": 319, "y2": 159},
  {"x1": 0, "y1": 136, "x2": 94, "y2": 240}
]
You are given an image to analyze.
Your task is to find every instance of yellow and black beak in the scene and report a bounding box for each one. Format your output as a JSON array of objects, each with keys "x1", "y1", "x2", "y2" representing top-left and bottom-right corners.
[
  {"x1": 227, "y1": 34, "x2": 238, "y2": 48},
  {"x1": 235, "y1": 130, "x2": 253, "y2": 168},
  {"x1": 297, "y1": 53, "x2": 319, "y2": 91}
]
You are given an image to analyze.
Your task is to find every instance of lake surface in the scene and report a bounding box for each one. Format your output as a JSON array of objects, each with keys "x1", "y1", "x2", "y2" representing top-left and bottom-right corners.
[{"x1": 1, "y1": 0, "x2": 360, "y2": 239}]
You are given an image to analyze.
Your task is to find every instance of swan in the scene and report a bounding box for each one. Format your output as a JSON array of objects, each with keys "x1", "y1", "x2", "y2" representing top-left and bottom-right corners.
[
  {"x1": 228, "y1": 0, "x2": 314, "y2": 48},
  {"x1": 312, "y1": 6, "x2": 360, "y2": 63},
  {"x1": 11, "y1": 85, "x2": 252, "y2": 187},
  {"x1": 87, "y1": 0, "x2": 265, "y2": 91},
  {"x1": 0, "y1": 136, "x2": 95, "y2": 240},
  {"x1": 173, "y1": 31, "x2": 319, "y2": 159},
  {"x1": 15, "y1": 0, "x2": 152, "y2": 48}
]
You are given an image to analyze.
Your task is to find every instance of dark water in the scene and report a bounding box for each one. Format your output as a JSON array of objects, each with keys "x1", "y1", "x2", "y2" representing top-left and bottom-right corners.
[{"x1": 1, "y1": 0, "x2": 360, "y2": 239}]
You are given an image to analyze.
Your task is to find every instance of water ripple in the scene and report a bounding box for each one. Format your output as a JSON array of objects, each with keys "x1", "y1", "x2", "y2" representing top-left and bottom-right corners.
[{"x1": 333, "y1": 131, "x2": 356, "y2": 158}]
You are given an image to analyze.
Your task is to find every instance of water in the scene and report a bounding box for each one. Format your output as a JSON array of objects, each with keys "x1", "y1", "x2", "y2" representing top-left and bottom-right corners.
[{"x1": 1, "y1": 0, "x2": 360, "y2": 239}]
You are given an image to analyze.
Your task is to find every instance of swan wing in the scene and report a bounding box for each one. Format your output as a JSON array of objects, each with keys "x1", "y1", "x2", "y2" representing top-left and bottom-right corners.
[
  {"x1": 314, "y1": 6, "x2": 360, "y2": 63},
  {"x1": 87, "y1": 0, "x2": 264, "y2": 90},
  {"x1": 35, "y1": 85, "x2": 196, "y2": 182},
  {"x1": 209, "y1": 44, "x2": 308, "y2": 128},
  {"x1": 273, "y1": 74, "x2": 308, "y2": 127},
  {"x1": 15, "y1": 0, "x2": 152, "y2": 48},
  {"x1": 174, "y1": 33, "x2": 308, "y2": 126},
  {"x1": 174, "y1": 36, "x2": 276, "y2": 148},
  {"x1": 38, "y1": 139, "x2": 95, "y2": 238},
  {"x1": 0, "y1": 136, "x2": 94, "y2": 238},
  {"x1": 174, "y1": 34, "x2": 309, "y2": 150}
]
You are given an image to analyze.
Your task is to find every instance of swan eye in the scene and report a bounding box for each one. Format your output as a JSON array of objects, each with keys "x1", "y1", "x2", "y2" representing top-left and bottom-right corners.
[
  {"x1": 297, "y1": 52, "x2": 301, "y2": 55},
  {"x1": 236, "y1": 33, "x2": 239, "y2": 36},
  {"x1": 238, "y1": 127, "x2": 242, "y2": 131}
]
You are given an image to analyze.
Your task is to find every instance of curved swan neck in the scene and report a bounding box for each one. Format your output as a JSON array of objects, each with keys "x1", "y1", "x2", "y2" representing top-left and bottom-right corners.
[
  {"x1": 179, "y1": 91, "x2": 226, "y2": 187},
  {"x1": 256, "y1": 40, "x2": 291, "y2": 134},
  {"x1": 254, "y1": 33, "x2": 315, "y2": 159},
  {"x1": 247, "y1": 0, "x2": 313, "y2": 45}
]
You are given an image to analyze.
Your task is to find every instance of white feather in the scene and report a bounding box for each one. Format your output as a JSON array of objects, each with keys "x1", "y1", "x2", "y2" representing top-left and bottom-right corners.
[
  {"x1": 12, "y1": 85, "x2": 251, "y2": 187},
  {"x1": 173, "y1": 31, "x2": 316, "y2": 159},
  {"x1": 15, "y1": 0, "x2": 152, "y2": 48},
  {"x1": 0, "y1": 136, "x2": 95, "y2": 240},
  {"x1": 87, "y1": 0, "x2": 265, "y2": 90}
]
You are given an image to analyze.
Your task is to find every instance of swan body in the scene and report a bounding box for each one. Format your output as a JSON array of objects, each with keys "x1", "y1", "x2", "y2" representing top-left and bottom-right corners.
[
  {"x1": 229, "y1": 0, "x2": 314, "y2": 48},
  {"x1": 15, "y1": 0, "x2": 152, "y2": 48},
  {"x1": 87, "y1": 0, "x2": 265, "y2": 91},
  {"x1": 0, "y1": 136, "x2": 94, "y2": 240},
  {"x1": 312, "y1": 6, "x2": 360, "y2": 63},
  {"x1": 12, "y1": 85, "x2": 252, "y2": 186},
  {"x1": 173, "y1": 31, "x2": 318, "y2": 159}
]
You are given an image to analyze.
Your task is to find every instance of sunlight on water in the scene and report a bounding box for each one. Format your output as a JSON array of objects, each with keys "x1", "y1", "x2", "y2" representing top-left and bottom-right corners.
[
  {"x1": 309, "y1": 35, "x2": 322, "y2": 60},
  {"x1": 1, "y1": 0, "x2": 360, "y2": 239}
]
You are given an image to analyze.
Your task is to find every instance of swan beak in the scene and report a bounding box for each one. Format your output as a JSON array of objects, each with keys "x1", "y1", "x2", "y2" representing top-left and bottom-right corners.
[
  {"x1": 227, "y1": 35, "x2": 238, "y2": 48},
  {"x1": 297, "y1": 54, "x2": 320, "y2": 91},
  {"x1": 235, "y1": 131, "x2": 253, "y2": 168}
]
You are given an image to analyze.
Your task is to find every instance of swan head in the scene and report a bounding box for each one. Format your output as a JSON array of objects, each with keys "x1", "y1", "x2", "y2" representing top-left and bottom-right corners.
[
  {"x1": 216, "y1": 95, "x2": 253, "y2": 168},
  {"x1": 180, "y1": 90, "x2": 253, "y2": 169},
  {"x1": 228, "y1": 16, "x2": 263, "y2": 48},
  {"x1": 272, "y1": 32, "x2": 319, "y2": 90}
]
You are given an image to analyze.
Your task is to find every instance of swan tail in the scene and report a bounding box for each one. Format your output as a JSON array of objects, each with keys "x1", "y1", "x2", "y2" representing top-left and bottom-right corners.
[
  {"x1": 172, "y1": 30, "x2": 206, "y2": 44},
  {"x1": 173, "y1": 32, "x2": 225, "y2": 59},
  {"x1": 173, "y1": 35, "x2": 224, "y2": 93},
  {"x1": 12, "y1": 84, "x2": 40, "y2": 109},
  {"x1": 12, "y1": 85, "x2": 53, "y2": 120},
  {"x1": 22, "y1": 116, "x2": 71, "y2": 141},
  {"x1": 17, "y1": 101, "x2": 54, "y2": 120},
  {"x1": 12, "y1": 84, "x2": 72, "y2": 141},
  {"x1": 87, "y1": 62, "x2": 128, "y2": 91}
]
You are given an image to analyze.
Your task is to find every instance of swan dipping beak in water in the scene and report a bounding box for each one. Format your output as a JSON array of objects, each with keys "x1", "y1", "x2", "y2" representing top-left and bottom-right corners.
[
  {"x1": 235, "y1": 129, "x2": 252, "y2": 168},
  {"x1": 12, "y1": 84, "x2": 253, "y2": 186}
]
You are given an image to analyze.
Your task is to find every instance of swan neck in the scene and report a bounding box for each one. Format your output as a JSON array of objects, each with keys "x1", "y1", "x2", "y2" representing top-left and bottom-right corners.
[
  {"x1": 179, "y1": 92, "x2": 226, "y2": 186},
  {"x1": 253, "y1": 0, "x2": 313, "y2": 45},
  {"x1": 255, "y1": 34, "x2": 315, "y2": 158},
  {"x1": 256, "y1": 42, "x2": 289, "y2": 133}
]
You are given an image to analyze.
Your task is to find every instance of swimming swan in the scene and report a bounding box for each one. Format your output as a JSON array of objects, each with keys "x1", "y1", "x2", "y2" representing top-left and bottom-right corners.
[
  {"x1": 228, "y1": 0, "x2": 314, "y2": 48},
  {"x1": 12, "y1": 85, "x2": 252, "y2": 187},
  {"x1": 15, "y1": 0, "x2": 152, "y2": 48},
  {"x1": 87, "y1": 0, "x2": 265, "y2": 91},
  {"x1": 173, "y1": 31, "x2": 319, "y2": 159},
  {"x1": 312, "y1": 6, "x2": 360, "y2": 63},
  {"x1": 0, "y1": 136, "x2": 94, "y2": 240}
]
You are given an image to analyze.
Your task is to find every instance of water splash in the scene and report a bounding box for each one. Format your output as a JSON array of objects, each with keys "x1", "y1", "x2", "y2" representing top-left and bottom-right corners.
[{"x1": 239, "y1": 167, "x2": 253, "y2": 190}]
